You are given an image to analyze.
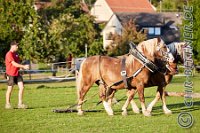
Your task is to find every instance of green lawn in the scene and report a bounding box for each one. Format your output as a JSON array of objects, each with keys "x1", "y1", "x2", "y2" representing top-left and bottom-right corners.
[{"x1": 0, "y1": 74, "x2": 200, "y2": 133}]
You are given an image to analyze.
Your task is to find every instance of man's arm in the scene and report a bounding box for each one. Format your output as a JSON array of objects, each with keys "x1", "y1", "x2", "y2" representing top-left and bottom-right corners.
[{"x1": 11, "y1": 61, "x2": 29, "y2": 70}]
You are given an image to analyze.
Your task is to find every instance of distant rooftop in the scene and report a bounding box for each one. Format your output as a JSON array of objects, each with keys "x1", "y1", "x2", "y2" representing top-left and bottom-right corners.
[
  {"x1": 105, "y1": 0, "x2": 156, "y2": 13},
  {"x1": 116, "y1": 13, "x2": 164, "y2": 27}
]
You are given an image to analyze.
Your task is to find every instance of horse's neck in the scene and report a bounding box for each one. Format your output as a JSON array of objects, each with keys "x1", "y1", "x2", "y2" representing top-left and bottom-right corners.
[
  {"x1": 126, "y1": 55, "x2": 134, "y2": 66},
  {"x1": 137, "y1": 42, "x2": 156, "y2": 62}
]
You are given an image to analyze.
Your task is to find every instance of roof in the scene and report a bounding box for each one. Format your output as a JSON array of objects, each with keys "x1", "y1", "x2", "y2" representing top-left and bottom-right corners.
[
  {"x1": 115, "y1": 12, "x2": 182, "y2": 43},
  {"x1": 105, "y1": 0, "x2": 156, "y2": 13},
  {"x1": 116, "y1": 13, "x2": 164, "y2": 27}
]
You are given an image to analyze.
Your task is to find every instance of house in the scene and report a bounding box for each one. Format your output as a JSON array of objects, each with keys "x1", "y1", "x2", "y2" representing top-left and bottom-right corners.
[
  {"x1": 90, "y1": 0, "x2": 156, "y2": 23},
  {"x1": 90, "y1": 0, "x2": 159, "y2": 49},
  {"x1": 102, "y1": 12, "x2": 182, "y2": 49},
  {"x1": 90, "y1": 0, "x2": 182, "y2": 49}
]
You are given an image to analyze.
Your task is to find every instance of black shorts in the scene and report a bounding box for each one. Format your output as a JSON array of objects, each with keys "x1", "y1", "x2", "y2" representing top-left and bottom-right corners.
[{"x1": 6, "y1": 74, "x2": 23, "y2": 86}]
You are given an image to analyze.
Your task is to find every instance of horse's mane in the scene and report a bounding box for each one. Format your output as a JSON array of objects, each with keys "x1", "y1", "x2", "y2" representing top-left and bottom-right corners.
[
  {"x1": 126, "y1": 38, "x2": 161, "y2": 66},
  {"x1": 137, "y1": 38, "x2": 159, "y2": 56},
  {"x1": 174, "y1": 42, "x2": 185, "y2": 56},
  {"x1": 168, "y1": 42, "x2": 185, "y2": 56}
]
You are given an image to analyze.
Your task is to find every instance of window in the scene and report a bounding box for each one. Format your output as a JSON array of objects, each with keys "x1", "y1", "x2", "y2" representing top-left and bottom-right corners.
[
  {"x1": 105, "y1": 32, "x2": 113, "y2": 40},
  {"x1": 155, "y1": 27, "x2": 161, "y2": 35},
  {"x1": 148, "y1": 27, "x2": 154, "y2": 35},
  {"x1": 146, "y1": 27, "x2": 161, "y2": 35}
]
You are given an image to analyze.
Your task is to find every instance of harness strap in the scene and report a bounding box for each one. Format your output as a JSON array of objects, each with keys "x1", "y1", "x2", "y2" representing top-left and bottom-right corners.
[
  {"x1": 109, "y1": 65, "x2": 145, "y2": 88},
  {"x1": 98, "y1": 56, "x2": 111, "y2": 99},
  {"x1": 121, "y1": 57, "x2": 128, "y2": 89}
]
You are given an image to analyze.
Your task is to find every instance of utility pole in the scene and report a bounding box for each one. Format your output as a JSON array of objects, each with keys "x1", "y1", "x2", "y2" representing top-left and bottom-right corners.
[
  {"x1": 160, "y1": 0, "x2": 162, "y2": 12},
  {"x1": 85, "y1": 43, "x2": 88, "y2": 57}
]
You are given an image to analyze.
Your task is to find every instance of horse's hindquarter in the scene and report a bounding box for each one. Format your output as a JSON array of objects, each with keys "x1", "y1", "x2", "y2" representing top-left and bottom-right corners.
[
  {"x1": 81, "y1": 56, "x2": 125, "y2": 86},
  {"x1": 81, "y1": 56, "x2": 101, "y2": 84}
]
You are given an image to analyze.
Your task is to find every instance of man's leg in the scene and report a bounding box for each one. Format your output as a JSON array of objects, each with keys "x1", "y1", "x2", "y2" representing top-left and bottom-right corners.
[
  {"x1": 17, "y1": 76, "x2": 27, "y2": 109},
  {"x1": 18, "y1": 81, "x2": 24, "y2": 105},
  {"x1": 5, "y1": 75, "x2": 14, "y2": 109},
  {"x1": 5, "y1": 86, "x2": 13, "y2": 109}
]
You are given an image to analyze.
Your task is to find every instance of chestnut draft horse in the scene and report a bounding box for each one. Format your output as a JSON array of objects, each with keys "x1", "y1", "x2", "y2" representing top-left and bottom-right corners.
[
  {"x1": 76, "y1": 38, "x2": 174, "y2": 116},
  {"x1": 119, "y1": 42, "x2": 186, "y2": 116}
]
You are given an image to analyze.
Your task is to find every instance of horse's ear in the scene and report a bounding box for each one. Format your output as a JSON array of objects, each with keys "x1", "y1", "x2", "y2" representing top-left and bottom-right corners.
[
  {"x1": 157, "y1": 37, "x2": 161, "y2": 43},
  {"x1": 183, "y1": 42, "x2": 187, "y2": 48}
]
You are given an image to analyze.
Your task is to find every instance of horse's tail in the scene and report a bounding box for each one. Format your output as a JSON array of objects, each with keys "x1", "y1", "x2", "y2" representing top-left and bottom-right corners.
[{"x1": 76, "y1": 59, "x2": 86, "y2": 99}]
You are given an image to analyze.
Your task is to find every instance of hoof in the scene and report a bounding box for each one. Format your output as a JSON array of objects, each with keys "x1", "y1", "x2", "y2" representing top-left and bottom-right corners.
[
  {"x1": 143, "y1": 110, "x2": 151, "y2": 117},
  {"x1": 107, "y1": 111, "x2": 114, "y2": 116},
  {"x1": 77, "y1": 110, "x2": 84, "y2": 115},
  {"x1": 146, "y1": 107, "x2": 152, "y2": 113},
  {"x1": 122, "y1": 110, "x2": 128, "y2": 116},
  {"x1": 164, "y1": 110, "x2": 172, "y2": 115},
  {"x1": 133, "y1": 108, "x2": 140, "y2": 114}
]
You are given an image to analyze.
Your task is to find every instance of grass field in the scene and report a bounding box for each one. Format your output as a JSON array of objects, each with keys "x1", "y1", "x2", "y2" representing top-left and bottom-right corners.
[{"x1": 0, "y1": 73, "x2": 200, "y2": 133}]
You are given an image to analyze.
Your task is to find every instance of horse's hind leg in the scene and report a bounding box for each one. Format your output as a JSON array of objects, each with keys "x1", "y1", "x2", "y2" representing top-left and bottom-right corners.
[
  {"x1": 147, "y1": 91, "x2": 160, "y2": 113},
  {"x1": 99, "y1": 85, "x2": 114, "y2": 116},
  {"x1": 77, "y1": 85, "x2": 92, "y2": 115},
  {"x1": 122, "y1": 89, "x2": 139, "y2": 116},
  {"x1": 147, "y1": 86, "x2": 172, "y2": 114}
]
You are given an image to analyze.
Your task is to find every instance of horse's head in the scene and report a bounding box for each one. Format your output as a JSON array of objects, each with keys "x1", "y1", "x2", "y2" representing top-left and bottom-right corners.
[
  {"x1": 137, "y1": 37, "x2": 174, "y2": 63},
  {"x1": 136, "y1": 37, "x2": 179, "y2": 74},
  {"x1": 167, "y1": 42, "x2": 187, "y2": 64}
]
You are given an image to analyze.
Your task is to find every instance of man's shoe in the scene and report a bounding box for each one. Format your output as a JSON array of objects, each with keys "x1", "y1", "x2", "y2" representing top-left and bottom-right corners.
[
  {"x1": 5, "y1": 104, "x2": 12, "y2": 109},
  {"x1": 18, "y1": 104, "x2": 28, "y2": 109}
]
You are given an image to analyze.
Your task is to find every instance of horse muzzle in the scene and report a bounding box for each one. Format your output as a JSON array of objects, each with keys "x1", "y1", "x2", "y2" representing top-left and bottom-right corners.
[{"x1": 166, "y1": 62, "x2": 178, "y2": 75}]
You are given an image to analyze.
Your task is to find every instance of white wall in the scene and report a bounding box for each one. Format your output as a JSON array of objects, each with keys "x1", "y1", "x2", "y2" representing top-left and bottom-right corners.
[
  {"x1": 90, "y1": 0, "x2": 113, "y2": 22},
  {"x1": 102, "y1": 14, "x2": 122, "y2": 49}
]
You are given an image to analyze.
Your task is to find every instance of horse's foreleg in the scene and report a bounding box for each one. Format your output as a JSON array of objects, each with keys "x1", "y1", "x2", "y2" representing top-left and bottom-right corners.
[
  {"x1": 121, "y1": 90, "x2": 132, "y2": 116},
  {"x1": 122, "y1": 89, "x2": 139, "y2": 116},
  {"x1": 129, "y1": 89, "x2": 140, "y2": 114},
  {"x1": 137, "y1": 84, "x2": 151, "y2": 117},
  {"x1": 130, "y1": 99, "x2": 140, "y2": 114},
  {"x1": 147, "y1": 90, "x2": 161, "y2": 113},
  {"x1": 160, "y1": 87, "x2": 172, "y2": 115}
]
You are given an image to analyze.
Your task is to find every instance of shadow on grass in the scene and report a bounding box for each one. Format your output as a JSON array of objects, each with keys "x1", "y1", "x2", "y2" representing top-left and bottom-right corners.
[
  {"x1": 152, "y1": 101, "x2": 200, "y2": 116},
  {"x1": 36, "y1": 85, "x2": 76, "y2": 89},
  {"x1": 52, "y1": 108, "x2": 104, "y2": 113}
]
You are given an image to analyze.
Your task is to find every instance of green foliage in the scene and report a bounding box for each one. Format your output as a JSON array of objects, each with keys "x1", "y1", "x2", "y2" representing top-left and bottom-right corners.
[
  {"x1": 181, "y1": 0, "x2": 200, "y2": 63},
  {"x1": 0, "y1": 0, "x2": 104, "y2": 64},
  {"x1": 0, "y1": 0, "x2": 36, "y2": 64},
  {"x1": 189, "y1": 0, "x2": 200, "y2": 62},
  {"x1": 153, "y1": 0, "x2": 187, "y2": 12},
  {"x1": 41, "y1": 1, "x2": 104, "y2": 59},
  {"x1": 107, "y1": 20, "x2": 147, "y2": 56}
]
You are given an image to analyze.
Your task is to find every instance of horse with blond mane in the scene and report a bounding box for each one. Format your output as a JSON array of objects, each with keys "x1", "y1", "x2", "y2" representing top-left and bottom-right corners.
[
  {"x1": 113, "y1": 42, "x2": 186, "y2": 116},
  {"x1": 76, "y1": 38, "x2": 174, "y2": 116}
]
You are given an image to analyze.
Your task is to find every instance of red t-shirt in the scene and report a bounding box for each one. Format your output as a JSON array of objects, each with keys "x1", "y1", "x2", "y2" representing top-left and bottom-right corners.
[{"x1": 5, "y1": 51, "x2": 20, "y2": 76}]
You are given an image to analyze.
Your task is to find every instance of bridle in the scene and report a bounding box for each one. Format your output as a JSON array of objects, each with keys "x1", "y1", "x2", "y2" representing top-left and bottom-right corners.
[{"x1": 155, "y1": 41, "x2": 174, "y2": 63}]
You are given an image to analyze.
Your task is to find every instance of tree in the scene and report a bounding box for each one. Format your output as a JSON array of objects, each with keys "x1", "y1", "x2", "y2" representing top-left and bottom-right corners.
[
  {"x1": 0, "y1": 0, "x2": 39, "y2": 65},
  {"x1": 107, "y1": 20, "x2": 147, "y2": 56},
  {"x1": 39, "y1": 0, "x2": 104, "y2": 59},
  {"x1": 0, "y1": 0, "x2": 104, "y2": 64},
  {"x1": 189, "y1": 0, "x2": 200, "y2": 63}
]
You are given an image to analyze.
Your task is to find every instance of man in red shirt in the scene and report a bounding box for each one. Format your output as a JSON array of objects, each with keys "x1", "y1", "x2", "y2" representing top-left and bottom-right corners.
[{"x1": 5, "y1": 41, "x2": 29, "y2": 109}]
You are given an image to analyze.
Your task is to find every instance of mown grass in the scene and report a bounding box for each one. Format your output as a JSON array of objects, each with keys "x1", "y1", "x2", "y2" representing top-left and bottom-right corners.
[{"x1": 0, "y1": 73, "x2": 200, "y2": 133}]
